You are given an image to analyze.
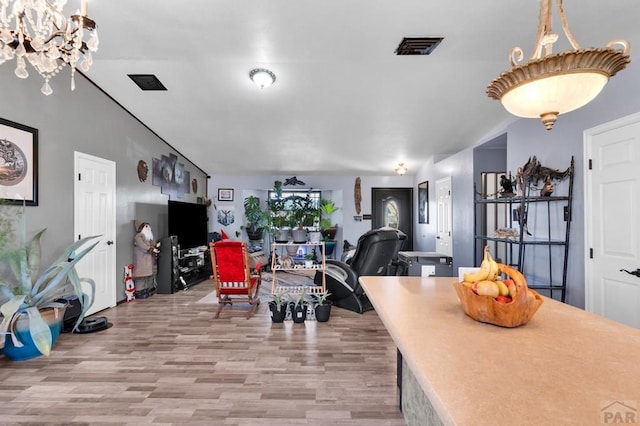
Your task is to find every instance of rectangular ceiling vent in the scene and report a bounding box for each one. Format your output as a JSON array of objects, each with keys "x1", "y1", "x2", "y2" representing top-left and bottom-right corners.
[
  {"x1": 128, "y1": 74, "x2": 167, "y2": 91},
  {"x1": 395, "y1": 37, "x2": 443, "y2": 55}
]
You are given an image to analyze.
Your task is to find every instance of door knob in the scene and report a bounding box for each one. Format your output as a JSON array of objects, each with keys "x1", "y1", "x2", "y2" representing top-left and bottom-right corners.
[
  {"x1": 106, "y1": 240, "x2": 114, "y2": 245},
  {"x1": 620, "y1": 268, "x2": 640, "y2": 278}
]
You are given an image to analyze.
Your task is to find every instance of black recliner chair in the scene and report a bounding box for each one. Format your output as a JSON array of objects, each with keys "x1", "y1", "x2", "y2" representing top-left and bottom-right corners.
[{"x1": 318, "y1": 227, "x2": 401, "y2": 313}]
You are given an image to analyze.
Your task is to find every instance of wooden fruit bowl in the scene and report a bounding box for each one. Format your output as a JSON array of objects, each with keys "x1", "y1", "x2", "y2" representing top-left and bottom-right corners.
[{"x1": 453, "y1": 264, "x2": 544, "y2": 328}]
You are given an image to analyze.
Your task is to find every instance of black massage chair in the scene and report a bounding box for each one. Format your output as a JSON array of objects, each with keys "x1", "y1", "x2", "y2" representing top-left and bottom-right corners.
[{"x1": 316, "y1": 227, "x2": 404, "y2": 313}]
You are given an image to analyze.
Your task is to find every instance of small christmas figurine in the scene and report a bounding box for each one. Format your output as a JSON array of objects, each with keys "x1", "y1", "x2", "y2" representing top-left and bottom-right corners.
[{"x1": 124, "y1": 264, "x2": 135, "y2": 301}]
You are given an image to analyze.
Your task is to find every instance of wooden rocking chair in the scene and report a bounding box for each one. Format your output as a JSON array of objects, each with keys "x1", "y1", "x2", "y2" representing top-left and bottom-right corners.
[{"x1": 209, "y1": 241, "x2": 262, "y2": 318}]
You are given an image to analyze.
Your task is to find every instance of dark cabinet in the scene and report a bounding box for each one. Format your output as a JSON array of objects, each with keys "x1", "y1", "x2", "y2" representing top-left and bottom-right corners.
[
  {"x1": 157, "y1": 236, "x2": 180, "y2": 294},
  {"x1": 157, "y1": 235, "x2": 211, "y2": 294}
]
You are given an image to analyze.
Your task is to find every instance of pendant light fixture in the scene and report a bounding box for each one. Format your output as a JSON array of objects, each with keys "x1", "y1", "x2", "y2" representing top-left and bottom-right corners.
[{"x1": 487, "y1": 0, "x2": 630, "y2": 130}]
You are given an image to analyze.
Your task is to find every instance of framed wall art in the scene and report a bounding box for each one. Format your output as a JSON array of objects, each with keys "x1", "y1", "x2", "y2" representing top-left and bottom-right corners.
[
  {"x1": 0, "y1": 117, "x2": 38, "y2": 206},
  {"x1": 218, "y1": 188, "x2": 234, "y2": 202},
  {"x1": 418, "y1": 181, "x2": 428, "y2": 224}
]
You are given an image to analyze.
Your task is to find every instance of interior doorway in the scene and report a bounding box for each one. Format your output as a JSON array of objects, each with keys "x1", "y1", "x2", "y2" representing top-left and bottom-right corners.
[
  {"x1": 436, "y1": 177, "x2": 452, "y2": 257},
  {"x1": 371, "y1": 187, "x2": 413, "y2": 251},
  {"x1": 585, "y1": 112, "x2": 640, "y2": 328},
  {"x1": 74, "y1": 152, "x2": 117, "y2": 316}
]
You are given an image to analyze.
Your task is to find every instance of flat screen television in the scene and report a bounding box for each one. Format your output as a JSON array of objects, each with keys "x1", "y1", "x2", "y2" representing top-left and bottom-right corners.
[{"x1": 168, "y1": 200, "x2": 208, "y2": 249}]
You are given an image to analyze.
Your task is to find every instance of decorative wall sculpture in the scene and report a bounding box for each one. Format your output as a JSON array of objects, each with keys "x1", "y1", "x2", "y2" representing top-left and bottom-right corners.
[{"x1": 151, "y1": 153, "x2": 190, "y2": 199}]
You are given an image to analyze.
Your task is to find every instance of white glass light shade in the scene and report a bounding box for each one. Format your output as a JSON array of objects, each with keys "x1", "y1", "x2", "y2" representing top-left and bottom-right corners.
[
  {"x1": 500, "y1": 72, "x2": 608, "y2": 127},
  {"x1": 249, "y1": 68, "x2": 276, "y2": 89}
]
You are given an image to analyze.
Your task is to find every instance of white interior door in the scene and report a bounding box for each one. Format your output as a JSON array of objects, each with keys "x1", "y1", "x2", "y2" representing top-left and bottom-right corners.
[
  {"x1": 436, "y1": 177, "x2": 452, "y2": 257},
  {"x1": 585, "y1": 112, "x2": 640, "y2": 328},
  {"x1": 74, "y1": 152, "x2": 116, "y2": 316}
]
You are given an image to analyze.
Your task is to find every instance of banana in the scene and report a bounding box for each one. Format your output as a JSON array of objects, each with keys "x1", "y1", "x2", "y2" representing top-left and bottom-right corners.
[
  {"x1": 486, "y1": 249, "x2": 500, "y2": 281},
  {"x1": 495, "y1": 280, "x2": 509, "y2": 296},
  {"x1": 463, "y1": 245, "x2": 491, "y2": 282}
]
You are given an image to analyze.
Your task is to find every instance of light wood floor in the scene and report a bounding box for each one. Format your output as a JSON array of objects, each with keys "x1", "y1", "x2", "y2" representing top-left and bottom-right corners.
[{"x1": 0, "y1": 279, "x2": 406, "y2": 425}]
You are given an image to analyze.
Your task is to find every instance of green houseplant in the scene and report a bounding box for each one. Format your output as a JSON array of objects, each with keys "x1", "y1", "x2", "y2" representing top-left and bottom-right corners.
[
  {"x1": 0, "y1": 205, "x2": 100, "y2": 360},
  {"x1": 319, "y1": 199, "x2": 339, "y2": 257},
  {"x1": 312, "y1": 290, "x2": 332, "y2": 322},
  {"x1": 304, "y1": 252, "x2": 314, "y2": 268},
  {"x1": 319, "y1": 199, "x2": 339, "y2": 240},
  {"x1": 289, "y1": 288, "x2": 308, "y2": 323},
  {"x1": 268, "y1": 290, "x2": 288, "y2": 323},
  {"x1": 268, "y1": 181, "x2": 293, "y2": 242},
  {"x1": 243, "y1": 195, "x2": 270, "y2": 241}
]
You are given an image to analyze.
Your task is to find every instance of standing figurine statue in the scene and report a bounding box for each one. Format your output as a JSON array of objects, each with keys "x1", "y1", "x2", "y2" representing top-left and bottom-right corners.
[
  {"x1": 499, "y1": 174, "x2": 515, "y2": 198},
  {"x1": 133, "y1": 221, "x2": 161, "y2": 299}
]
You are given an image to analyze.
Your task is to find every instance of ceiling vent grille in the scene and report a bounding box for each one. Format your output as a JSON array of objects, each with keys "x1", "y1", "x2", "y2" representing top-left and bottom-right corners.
[
  {"x1": 128, "y1": 74, "x2": 167, "y2": 91},
  {"x1": 395, "y1": 37, "x2": 443, "y2": 55}
]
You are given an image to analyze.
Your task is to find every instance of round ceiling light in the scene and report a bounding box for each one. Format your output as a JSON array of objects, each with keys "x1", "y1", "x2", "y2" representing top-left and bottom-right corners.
[{"x1": 249, "y1": 68, "x2": 276, "y2": 89}]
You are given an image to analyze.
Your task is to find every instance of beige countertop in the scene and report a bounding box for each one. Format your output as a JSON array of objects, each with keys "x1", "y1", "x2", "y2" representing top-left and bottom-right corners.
[{"x1": 359, "y1": 276, "x2": 640, "y2": 425}]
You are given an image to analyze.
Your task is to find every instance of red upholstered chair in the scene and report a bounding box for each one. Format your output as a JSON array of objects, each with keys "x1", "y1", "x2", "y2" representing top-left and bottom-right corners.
[{"x1": 209, "y1": 241, "x2": 262, "y2": 318}]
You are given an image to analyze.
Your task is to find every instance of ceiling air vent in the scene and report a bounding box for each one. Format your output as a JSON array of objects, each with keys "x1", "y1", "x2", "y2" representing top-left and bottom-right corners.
[
  {"x1": 395, "y1": 37, "x2": 443, "y2": 55},
  {"x1": 128, "y1": 74, "x2": 167, "y2": 91}
]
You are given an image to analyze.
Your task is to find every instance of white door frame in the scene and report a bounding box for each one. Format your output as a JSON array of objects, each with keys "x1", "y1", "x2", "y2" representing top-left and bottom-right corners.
[{"x1": 584, "y1": 111, "x2": 640, "y2": 313}]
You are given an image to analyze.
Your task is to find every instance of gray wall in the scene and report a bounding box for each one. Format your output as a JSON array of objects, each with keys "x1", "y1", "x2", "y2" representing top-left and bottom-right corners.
[{"x1": 0, "y1": 66, "x2": 209, "y2": 303}]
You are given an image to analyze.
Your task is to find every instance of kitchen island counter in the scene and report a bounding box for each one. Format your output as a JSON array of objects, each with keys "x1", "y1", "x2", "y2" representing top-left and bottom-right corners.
[{"x1": 359, "y1": 276, "x2": 640, "y2": 425}]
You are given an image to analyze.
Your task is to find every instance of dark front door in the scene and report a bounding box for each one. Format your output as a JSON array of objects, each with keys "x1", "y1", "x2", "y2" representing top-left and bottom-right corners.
[{"x1": 372, "y1": 187, "x2": 413, "y2": 250}]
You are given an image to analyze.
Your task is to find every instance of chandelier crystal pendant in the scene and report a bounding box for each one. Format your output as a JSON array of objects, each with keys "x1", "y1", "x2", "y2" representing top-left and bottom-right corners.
[
  {"x1": 0, "y1": 0, "x2": 99, "y2": 96},
  {"x1": 487, "y1": 0, "x2": 630, "y2": 130}
]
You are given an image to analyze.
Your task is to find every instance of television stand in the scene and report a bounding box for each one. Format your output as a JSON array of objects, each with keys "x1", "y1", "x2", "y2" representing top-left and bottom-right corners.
[
  {"x1": 178, "y1": 251, "x2": 211, "y2": 288},
  {"x1": 157, "y1": 237, "x2": 211, "y2": 294}
]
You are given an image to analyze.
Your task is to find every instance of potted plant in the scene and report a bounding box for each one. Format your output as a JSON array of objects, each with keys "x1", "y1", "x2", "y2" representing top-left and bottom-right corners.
[
  {"x1": 289, "y1": 192, "x2": 318, "y2": 243},
  {"x1": 268, "y1": 181, "x2": 293, "y2": 242},
  {"x1": 243, "y1": 195, "x2": 270, "y2": 241},
  {"x1": 313, "y1": 290, "x2": 332, "y2": 322},
  {"x1": 0, "y1": 204, "x2": 100, "y2": 361},
  {"x1": 304, "y1": 253, "x2": 314, "y2": 268},
  {"x1": 319, "y1": 199, "x2": 340, "y2": 256},
  {"x1": 268, "y1": 290, "x2": 288, "y2": 323},
  {"x1": 319, "y1": 199, "x2": 339, "y2": 240},
  {"x1": 289, "y1": 288, "x2": 309, "y2": 323}
]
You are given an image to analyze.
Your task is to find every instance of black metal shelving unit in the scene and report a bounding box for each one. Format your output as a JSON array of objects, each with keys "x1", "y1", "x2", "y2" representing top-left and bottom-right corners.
[{"x1": 474, "y1": 157, "x2": 574, "y2": 302}]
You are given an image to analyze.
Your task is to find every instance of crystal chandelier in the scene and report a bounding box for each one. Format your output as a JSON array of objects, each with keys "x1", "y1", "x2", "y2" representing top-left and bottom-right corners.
[
  {"x1": 487, "y1": 0, "x2": 630, "y2": 130},
  {"x1": 395, "y1": 163, "x2": 407, "y2": 176},
  {"x1": 0, "y1": 0, "x2": 99, "y2": 95}
]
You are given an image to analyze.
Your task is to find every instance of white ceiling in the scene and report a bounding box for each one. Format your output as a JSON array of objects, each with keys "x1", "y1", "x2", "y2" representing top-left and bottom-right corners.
[{"x1": 79, "y1": 0, "x2": 640, "y2": 176}]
